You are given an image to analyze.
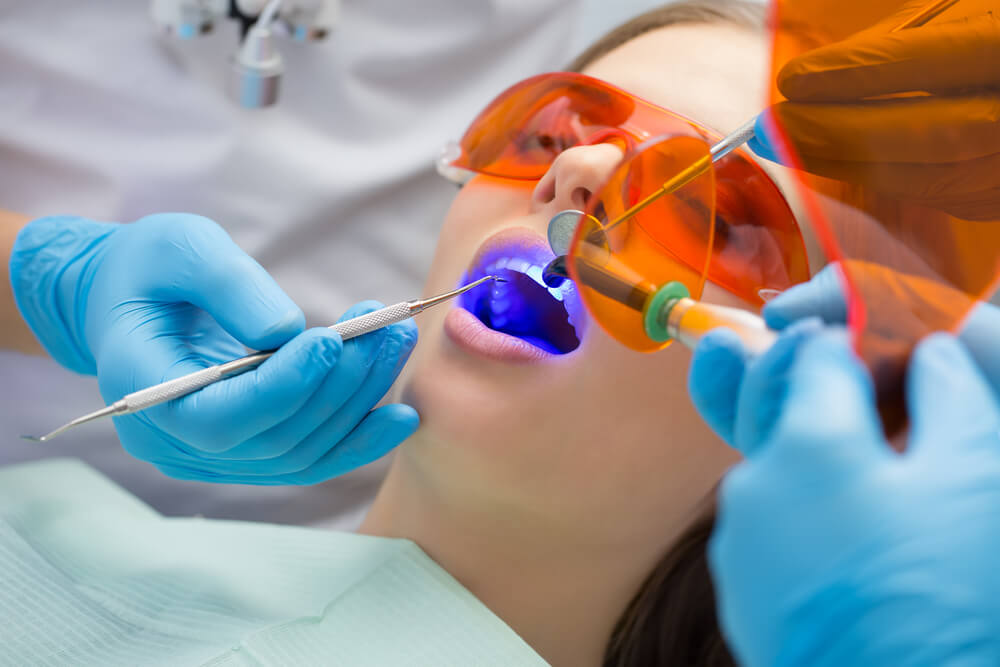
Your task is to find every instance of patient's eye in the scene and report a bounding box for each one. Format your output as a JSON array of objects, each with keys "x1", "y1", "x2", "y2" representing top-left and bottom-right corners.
[
  {"x1": 509, "y1": 129, "x2": 580, "y2": 167},
  {"x1": 537, "y1": 134, "x2": 557, "y2": 150},
  {"x1": 515, "y1": 102, "x2": 586, "y2": 159},
  {"x1": 524, "y1": 131, "x2": 575, "y2": 153}
]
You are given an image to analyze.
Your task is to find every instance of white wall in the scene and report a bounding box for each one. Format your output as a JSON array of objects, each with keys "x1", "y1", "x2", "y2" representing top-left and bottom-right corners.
[
  {"x1": 571, "y1": 0, "x2": 666, "y2": 55},
  {"x1": 571, "y1": 0, "x2": 766, "y2": 56}
]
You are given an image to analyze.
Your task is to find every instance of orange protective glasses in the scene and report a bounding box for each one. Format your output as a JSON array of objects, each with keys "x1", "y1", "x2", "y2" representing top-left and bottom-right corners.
[{"x1": 440, "y1": 72, "x2": 810, "y2": 350}]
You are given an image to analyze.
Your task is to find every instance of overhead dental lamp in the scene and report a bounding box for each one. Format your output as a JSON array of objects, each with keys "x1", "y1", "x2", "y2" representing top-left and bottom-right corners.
[{"x1": 150, "y1": 0, "x2": 338, "y2": 108}]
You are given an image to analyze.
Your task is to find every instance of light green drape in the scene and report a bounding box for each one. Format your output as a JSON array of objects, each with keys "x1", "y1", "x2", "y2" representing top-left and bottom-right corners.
[{"x1": 0, "y1": 459, "x2": 546, "y2": 666}]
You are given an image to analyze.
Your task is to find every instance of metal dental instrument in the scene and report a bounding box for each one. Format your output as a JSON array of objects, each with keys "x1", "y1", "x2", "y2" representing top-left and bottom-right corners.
[{"x1": 23, "y1": 275, "x2": 505, "y2": 443}]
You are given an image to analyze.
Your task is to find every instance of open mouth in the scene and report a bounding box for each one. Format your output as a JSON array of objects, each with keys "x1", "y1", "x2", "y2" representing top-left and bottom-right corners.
[{"x1": 460, "y1": 245, "x2": 583, "y2": 355}]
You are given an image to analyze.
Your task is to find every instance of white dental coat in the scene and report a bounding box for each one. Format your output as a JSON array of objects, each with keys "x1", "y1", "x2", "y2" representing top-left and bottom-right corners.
[{"x1": 0, "y1": 0, "x2": 665, "y2": 526}]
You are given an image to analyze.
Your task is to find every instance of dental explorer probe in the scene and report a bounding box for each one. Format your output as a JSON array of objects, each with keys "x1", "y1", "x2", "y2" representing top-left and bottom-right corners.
[{"x1": 23, "y1": 275, "x2": 505, "y2": 444}]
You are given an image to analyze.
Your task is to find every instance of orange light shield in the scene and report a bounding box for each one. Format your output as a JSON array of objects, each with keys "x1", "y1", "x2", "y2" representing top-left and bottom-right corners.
[
  {"x1": 568, "y1": 134, "x2": 716, "y2": 352},
  {"x1": 767, "y1": 0, "x2": 1000, "y2": 427}
]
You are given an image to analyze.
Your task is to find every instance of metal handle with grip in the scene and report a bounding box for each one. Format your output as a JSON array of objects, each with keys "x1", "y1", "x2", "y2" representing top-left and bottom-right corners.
[
  {"x1": 119, "y1": 352, "x2": 273, "y2": 413},
  {"x1": 710, "y1": 117, "x2": 757, "y2": 162},
  {"x1": 23, "y1": 278, "x2": 506, "y2": 443},
  {"x1": 330, "y1": 301, "x2": 412, "y2": 339},
  {"x1": 116, "y1": 303, "x2": 414, "y2": 415}
]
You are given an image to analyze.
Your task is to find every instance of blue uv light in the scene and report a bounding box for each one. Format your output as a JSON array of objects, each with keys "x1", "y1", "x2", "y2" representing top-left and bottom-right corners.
[{"x1": 460, "y1": 266, "x2": 580, "y2": 354}]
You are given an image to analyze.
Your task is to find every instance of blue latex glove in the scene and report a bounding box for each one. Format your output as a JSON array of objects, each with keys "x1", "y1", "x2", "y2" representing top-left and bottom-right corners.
[
  {"x1": 709, "y1": 328, "x2": 1000, "y2": 666},
  {"x1": 689, "y1": 262, "x2": 1000, "y2": 453},
  {"x1": 10, "y1": 214, "x2": 418, "y2": 484},
  {"x1": 746, "y1": 112, "x2": 779, "y2": 165}
]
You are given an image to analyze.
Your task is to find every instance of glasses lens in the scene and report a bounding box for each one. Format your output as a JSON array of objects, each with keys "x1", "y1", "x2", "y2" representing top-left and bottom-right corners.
[
  {"x1": 453, "y1": 74, "x2": 639, "y2": 180},
  {"x1": 568, "y1": 135, "x2": 716, "y2": 352}
]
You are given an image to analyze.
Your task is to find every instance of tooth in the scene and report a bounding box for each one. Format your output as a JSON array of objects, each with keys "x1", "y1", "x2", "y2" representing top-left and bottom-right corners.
[
  {"x1": 564, "y1": 288, "x2": 581, "y2": 333},
  {"x1": 507, "y1": 258, "x2": 530, "y2": 274},
  {"x1": 495, "y1": 257, "x2": 511, "y2": 269},
  {"x1": 547, "y1": 287, "x2": 565, "y2": 302},
  {"x1": 567, "y1": 307, "x2": 579, "y2": 333},
  {"x1": 490, "y1": 297, "x2": 511, "y2": 314},
  {"x1": 526, "y1": 265, "x2": 545, "y2": 287},
  {"x1": 491, "y1": 314, "x2": 509, "y2": 329}
]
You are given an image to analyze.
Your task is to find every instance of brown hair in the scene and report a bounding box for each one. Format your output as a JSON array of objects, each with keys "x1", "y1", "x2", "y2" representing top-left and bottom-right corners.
[
  {"x1": 568, "y1": 0, "x2": 766, "y2": 73},
  {"x1": 604, "y1": 512, "x2": 733, "y2": 667},
  {"x1": 567, "y1": 3, "x2": 769, "y2": 666}
]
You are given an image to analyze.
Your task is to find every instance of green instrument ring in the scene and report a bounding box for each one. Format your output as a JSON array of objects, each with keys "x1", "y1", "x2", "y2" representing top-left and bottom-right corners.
[{"x1": 643, "y1": 281, "x2": 691, "y2": 343}]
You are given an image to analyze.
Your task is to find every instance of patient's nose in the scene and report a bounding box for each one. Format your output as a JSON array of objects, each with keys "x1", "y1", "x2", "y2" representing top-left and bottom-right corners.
[{"x1": 531, "y1": 143, "x2": 625, "y2": 218}]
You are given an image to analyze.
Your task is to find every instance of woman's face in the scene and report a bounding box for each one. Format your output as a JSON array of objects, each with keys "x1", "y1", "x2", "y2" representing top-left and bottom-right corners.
[{"x1": 396, "y1": 23, "x2": 800, "y2": 541}]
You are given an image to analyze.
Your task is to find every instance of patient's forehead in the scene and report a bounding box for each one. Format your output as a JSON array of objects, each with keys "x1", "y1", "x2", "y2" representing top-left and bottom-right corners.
[{"x1": 580, "y1": 22, "x2": 768, "y2": 137}]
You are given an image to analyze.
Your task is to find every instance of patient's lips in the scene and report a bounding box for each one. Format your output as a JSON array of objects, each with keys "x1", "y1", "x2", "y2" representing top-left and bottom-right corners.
[
  {"x1": 444, "y1": 307, "x2": 554, "y2": 363},
  {"x1": 445, "y1": 226, "x2": 586, "y2": 363}
]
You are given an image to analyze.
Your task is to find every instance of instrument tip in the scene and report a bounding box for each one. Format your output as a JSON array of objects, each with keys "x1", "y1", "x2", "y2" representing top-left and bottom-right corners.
[{"x1": 20, "y1": 435, "x2": 44, "y2": 442}]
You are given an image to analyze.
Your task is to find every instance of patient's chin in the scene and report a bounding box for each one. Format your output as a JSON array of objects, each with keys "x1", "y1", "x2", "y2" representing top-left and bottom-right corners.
[
  {"x1": 394, "y1": 363, "x2": 561, "y2": 497},
  {"x1": 401, "y1": 368, "x2": 512, "y2": 447}
]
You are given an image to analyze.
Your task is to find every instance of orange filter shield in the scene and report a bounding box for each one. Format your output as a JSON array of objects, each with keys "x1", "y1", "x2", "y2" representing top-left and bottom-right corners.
[
  {"x1": 766, "y1": 0, "x2": 1000, "y2": 427},
  {"x1": 568, "y1": 134, "x2": 716, "y2": 352}
]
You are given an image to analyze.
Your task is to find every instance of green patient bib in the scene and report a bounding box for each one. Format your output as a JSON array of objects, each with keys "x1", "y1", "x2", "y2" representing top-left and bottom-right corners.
[{"x1": 0, "y1": 459, "x2": 547, "y2": 666}]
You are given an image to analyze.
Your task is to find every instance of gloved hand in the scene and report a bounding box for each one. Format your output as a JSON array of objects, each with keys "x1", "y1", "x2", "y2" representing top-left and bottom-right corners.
[
  {"x1": 749, "y1": 1, "x2": 1000, "y2": 220},
  {"x1": 10, "y1": 214, "x2": 418, "y2": 484},
  {"x1": 689, "y1": 263, "x2": 1000, "y2": 453},
  {"x1": 709, "y1": 328, "x2": 1000, "y2": 666}
]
